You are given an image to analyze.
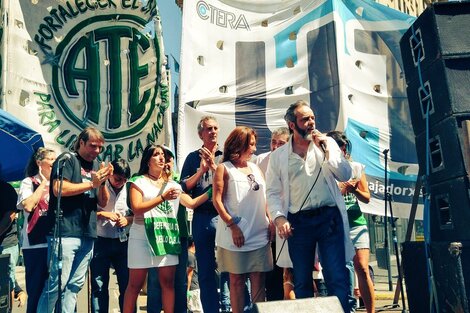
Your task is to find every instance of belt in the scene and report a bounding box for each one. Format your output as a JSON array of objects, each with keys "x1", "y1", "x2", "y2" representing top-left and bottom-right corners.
[{"x1": 293, "y1": 206, "x2": 335, "y2": 218}]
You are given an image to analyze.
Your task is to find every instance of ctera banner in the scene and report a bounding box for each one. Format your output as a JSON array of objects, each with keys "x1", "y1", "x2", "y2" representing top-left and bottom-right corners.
[
  {"x1": 179, "y1": 0, "x2": 421, "y2": 218},
  {"x1": 0, "y1": 0, "x2": 171, "y2": 172}
]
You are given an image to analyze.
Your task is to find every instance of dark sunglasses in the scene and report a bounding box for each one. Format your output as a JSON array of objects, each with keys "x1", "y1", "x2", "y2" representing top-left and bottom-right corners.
[{"x1": 247, "y1": 174, "x2": 259, "y2": 191}]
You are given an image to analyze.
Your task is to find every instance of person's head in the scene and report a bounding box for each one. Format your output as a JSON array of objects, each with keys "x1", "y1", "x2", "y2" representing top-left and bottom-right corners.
[
  {"x1": 138, "y1": 144, "x2": 167, "y2": 178},
  {"x1": 270, "y1": 127, "x2": 289, "y2": 151},
  {"x1": 74, "y1": 127, "x2": 105, "y2": 162},
  {"x1": 25, "y1": 147, "x2": 56, "y2": 177},
  {"x1": 284, "y1": 100, "x2": 315, "y2": 140},
  {"x1": 197, "y1": 116, "x2": 219, "y2": 147},
  {"x1": 326, "y1": 130, "x2": 351, "y2": 158},
  {"x1": 162, "y1": 146, "x2": 175, "y2": 175},
  {"x1": 108, "y1": 159, "x2": 131, "y2": 189},
  {"x1": 223, "y1": 126, "x2": 257, "y2": 163}
]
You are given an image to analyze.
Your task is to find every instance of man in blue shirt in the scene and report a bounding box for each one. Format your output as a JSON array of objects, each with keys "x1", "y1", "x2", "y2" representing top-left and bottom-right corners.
[{"x1": 181, "y1": 116, "x2": 223, "y2": 313}]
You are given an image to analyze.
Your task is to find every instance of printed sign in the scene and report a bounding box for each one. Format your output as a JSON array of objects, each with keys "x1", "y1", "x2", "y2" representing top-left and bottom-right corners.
[
  {"x1": 1, "y1": 0, "x2": 171, "y2": 171},
  {"x1": 179, "y1": 0, "x2": 420, "y2": 218}
]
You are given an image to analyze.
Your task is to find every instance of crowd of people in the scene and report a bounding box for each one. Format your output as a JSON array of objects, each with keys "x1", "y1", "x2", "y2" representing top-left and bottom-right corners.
[{"x1": 0, "y1": 99, "x2": 377, "y2": 313}]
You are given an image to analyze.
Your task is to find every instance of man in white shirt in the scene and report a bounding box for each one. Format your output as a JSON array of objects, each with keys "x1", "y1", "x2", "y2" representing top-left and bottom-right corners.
[{"x1": 266, "y1": 100, "x2": 353, "y2": 312}]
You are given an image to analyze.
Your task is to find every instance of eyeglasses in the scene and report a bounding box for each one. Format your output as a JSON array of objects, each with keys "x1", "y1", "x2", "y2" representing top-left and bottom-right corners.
[{"x1": 247, "y1": 174, "x2": 259, "y2": 191}]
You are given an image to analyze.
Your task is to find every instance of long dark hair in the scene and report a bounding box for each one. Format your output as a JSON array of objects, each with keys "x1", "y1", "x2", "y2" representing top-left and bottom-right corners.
[
  {"x1": 24, "y1": 147, "x2": 55, "y2": 177},
  {"x1": 223, "y1": 126, "x2": 257, "y2": 163},
  {"x1": 138, "y1": 144, "x2": 170, "y2": 180}
]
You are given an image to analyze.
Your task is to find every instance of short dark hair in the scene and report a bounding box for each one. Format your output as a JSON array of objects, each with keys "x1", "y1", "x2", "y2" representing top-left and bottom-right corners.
[
  {"x1": 284, "y1": 100, "x2": 311, "y2": 133},
  {"x1": 327, "y1": 130, "x2": 352, "y2": 155},
  {"x1": 111, "y1": 159, "x2": 131, "y2": 179}
]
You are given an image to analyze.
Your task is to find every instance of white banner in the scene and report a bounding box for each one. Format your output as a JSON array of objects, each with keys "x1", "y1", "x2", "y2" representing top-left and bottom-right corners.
[
  {"x1": 179, "y1": 0, "x2": 421, "y2": 218},
  {"x1": 1, "y1": 0, "x2": 171, "y2": 172}
]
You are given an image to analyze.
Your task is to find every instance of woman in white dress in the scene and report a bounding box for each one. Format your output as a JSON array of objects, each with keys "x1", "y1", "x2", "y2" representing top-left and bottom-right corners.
[
  {"x1": 213, "y1": 126, "x2": 275, "y2": 313},
  {"x1": 123, "y1": 145, "x2": 211, "y2": 313}
]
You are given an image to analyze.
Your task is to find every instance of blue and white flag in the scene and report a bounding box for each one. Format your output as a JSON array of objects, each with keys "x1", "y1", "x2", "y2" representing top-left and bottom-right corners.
[{"x1": 179, "y1": 0, "x2": 420, "y2": 218}]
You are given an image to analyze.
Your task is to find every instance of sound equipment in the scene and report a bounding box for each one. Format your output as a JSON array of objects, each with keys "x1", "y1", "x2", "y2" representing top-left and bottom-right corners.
[
  {"x1": 431, "y1": 241, "x2": 470, "y2": 312},
  {"x1": 429, "y1": 176, "x2": 470, "y2": 242},
  {"x1": 0, "y1": 254, "x2": 10, "y2": 313},
  {"x1": 406, "y1": 59, "x2": 470, "y2": 136},
  {"x1": 401, "y1": 1, "x2": 470, "y2": 84},
  {"x1": 400, "y1": 2, "x2": 470, "y2": 137},
  {"x1": 415, "y1": 116, "x2": 470, "y2": 185},
  {"x1": 401, "y1": 241, "x2": 430, "y2": 313},
  {"x1": 251, "y1": 296, "x2": 343, "y2": 313},
  {"x1": 401, "y1": 2, "x2": 470, "y2": 241}
]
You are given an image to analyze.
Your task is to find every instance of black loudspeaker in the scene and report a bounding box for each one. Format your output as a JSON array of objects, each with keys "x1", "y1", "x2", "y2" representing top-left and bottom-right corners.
[
  {"x1": 406, "y1": 59, "x2": 470, "y2": 136},
  {"x1": 401, "y1": 241, "x2": 430, "y2": 313},
  {"x1": 431, "y1": 241, "x2": 470, "y2": 313},
  {"x1": 251, "y1": 297, "x2": 343, "y2": 313},
  {"x1": 415, "y1": 116, "x2": 470, "y2": 185},
  {"x1": 0, "y1": 254, "x2": 10, "y2": 313},
  {"x1": 429, "y1": 176, "x2": 470, "y2": 242},
  {"x1": 400, "y1": 2, "x2": 470, "y2": 137},
  {"x1": 401, "y1": 2, "x2": 470, "y2": 84}
]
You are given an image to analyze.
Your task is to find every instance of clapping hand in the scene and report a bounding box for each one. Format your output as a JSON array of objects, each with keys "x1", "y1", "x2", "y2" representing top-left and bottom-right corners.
[
  {"x1": 92, "y1": 162, "x2": 114, "y2": 187},
  {"x1": 199, "y1": 147, "x2": 217, "y2": 172}
]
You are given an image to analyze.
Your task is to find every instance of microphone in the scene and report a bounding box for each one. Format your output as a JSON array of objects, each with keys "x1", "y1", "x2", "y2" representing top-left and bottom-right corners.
[
  {"x1": 312, "y1": 129, "x2": 327, "y2": 152},
  {"x1": 57, "y1": 152, "x2": 73, "y2": 163}
]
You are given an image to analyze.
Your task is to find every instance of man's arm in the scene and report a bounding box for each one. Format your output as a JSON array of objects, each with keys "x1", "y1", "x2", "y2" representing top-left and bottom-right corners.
[
  {"x1": 182, "y1": 167, "x2": 205, "y2": 192},
  {"x1": 323, "y1": 137, "x2": 352, "y2": 182},
  {"x1": 52, "y1": 178, "x2": 100, "y2": 197},
  {"x1": 181, "y1": 152, "x2": 202, "y2": 192},
  {"x1": 265, "y1": 150, "x2": 286, "y2": 220}
]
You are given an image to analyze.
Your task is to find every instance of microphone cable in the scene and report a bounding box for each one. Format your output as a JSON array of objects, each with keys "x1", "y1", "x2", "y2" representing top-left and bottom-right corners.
[{"x1": 275, "y1": 152, "x2": 327, "y2": 264}]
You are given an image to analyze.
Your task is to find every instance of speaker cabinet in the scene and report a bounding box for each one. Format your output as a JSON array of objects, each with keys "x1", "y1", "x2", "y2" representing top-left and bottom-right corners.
[
  {"x1": 401, "y1": 2, "x2": 470, "y2": 85},
  {"x1": 401, "y1": 2, "x2": 470, "y2": 137},
  {"x1": 251, "y1": 297, "x2": 343, "y2": 313},
  {"x1": 401, "y1": 241, "x2": 430, "y2": 313},
  {"x1": 407, "y1": 59, "x2": 470, "y2": 136},
  {"x1": 429, "y1": 176, "x2": 470, "y2": 242},
  {"x1": 431, "y1": 241, "x2": 470, "y2": 313},
  {"x1": 415, "y1": 116, "x2": 470, "y2": 185}
]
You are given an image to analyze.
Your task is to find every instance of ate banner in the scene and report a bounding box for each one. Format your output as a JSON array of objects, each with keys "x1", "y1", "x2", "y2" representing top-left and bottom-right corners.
[
  {"x1": 179, "y1": 0, "x2": 421, "y2": 218},
  {"x1": 0, "y1": 0, "x2": 172, "y2": 173}
]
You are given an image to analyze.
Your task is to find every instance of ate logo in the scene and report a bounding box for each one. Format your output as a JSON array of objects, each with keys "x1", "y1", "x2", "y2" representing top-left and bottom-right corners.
[{"x1": 51, "y1": 14, "x2": 161, "y2": 141}]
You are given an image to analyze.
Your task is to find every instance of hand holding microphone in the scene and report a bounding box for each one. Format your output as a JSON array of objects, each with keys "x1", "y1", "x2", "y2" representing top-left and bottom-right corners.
[{"x1": 312, "y1": 129, "x2": 327, "y2": 152}]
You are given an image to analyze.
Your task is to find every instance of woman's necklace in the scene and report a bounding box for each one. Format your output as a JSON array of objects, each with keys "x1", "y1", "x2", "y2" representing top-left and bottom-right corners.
[
  {"x1": 147, "y1": 172, "x2": 161, "y2": 181},
  {"x1": 147, "y1": 173, "x2": 163, "y2": 186}
]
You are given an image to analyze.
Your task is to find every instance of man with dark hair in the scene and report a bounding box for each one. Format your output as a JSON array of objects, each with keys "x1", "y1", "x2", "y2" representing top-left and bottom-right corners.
[
  {"x1": 91, "y1": 159, "x2": 132, "y2": 313},
  {"x1": 266, "y1": 100, "x2": 353, "y2": 312},
  {"x1": 38, "y1": 127, "x2": 113, "y2": 313},
  {"x1": 181, "y1": 116, "x2": 223, "y2": 313}
]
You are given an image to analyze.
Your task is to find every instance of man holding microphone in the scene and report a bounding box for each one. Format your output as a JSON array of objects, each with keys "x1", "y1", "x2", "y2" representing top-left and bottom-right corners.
[{"x1": 266, "y1": 100, "x2": 354, "y2": 312}]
